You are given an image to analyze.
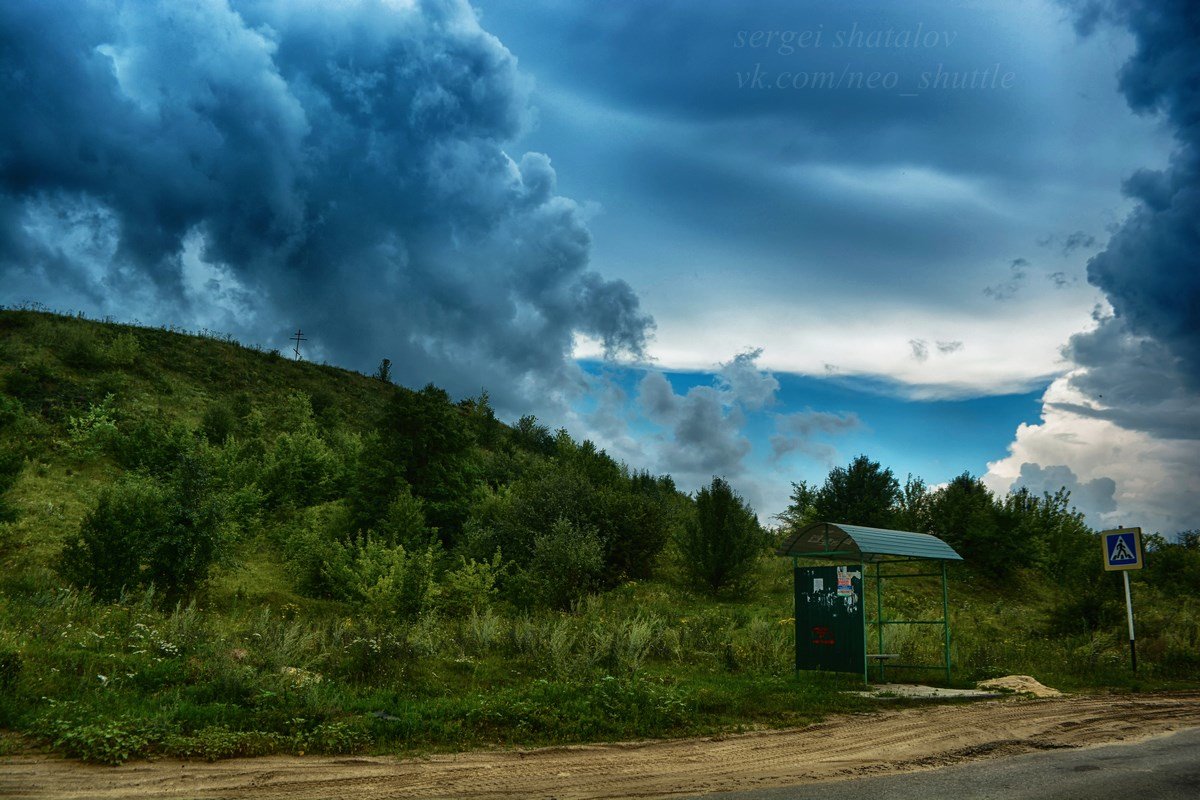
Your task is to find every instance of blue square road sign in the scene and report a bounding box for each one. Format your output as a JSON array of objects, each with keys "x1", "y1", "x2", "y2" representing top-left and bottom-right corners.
[{"x1": 1101, "y1": 528, "x2": 1143, "y2": 571}]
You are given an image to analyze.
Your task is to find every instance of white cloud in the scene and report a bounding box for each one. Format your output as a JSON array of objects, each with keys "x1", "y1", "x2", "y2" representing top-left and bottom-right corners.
[
  {"x1": 580, "y1": 289, "x2": 1103, "y2": 400},
  {"x1": 984, "y1": 374, "x2": 1200, "y2": 535}
]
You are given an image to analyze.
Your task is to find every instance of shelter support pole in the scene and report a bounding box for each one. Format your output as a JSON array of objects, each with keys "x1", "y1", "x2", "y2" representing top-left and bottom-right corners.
[
  {"x1": 942, "y1": 561, "x2": 951, "y2": 684},
  {"x1": 792, "y1": 557, "x2": 799, "y2": 675},
  {"x1": 875, "y1": 562, "x2": 884, "y2": 682},
  {"x1": 861, "y1": 561, "x2": 868, "y2": 684}
]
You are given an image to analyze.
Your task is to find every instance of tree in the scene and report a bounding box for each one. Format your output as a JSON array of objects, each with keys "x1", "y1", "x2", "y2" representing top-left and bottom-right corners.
[
  {"x1": 374, "y1": 358, "x2": 392, "y2": 383},
  {"x1": 776, "y1": 480, "x2": 817, "y2": 532},
  {"x1": 463, "y1": 448, "x2": 674, "y2": 588},
  {"x1": 678, "y1": 477, "x2": 764, "y2": 596},
  {"x1": 894, "y1": 475, "x2": 932, "y2": 532},
  {"x1": 349, "y1": 384, "x2": 476, "y2": 543},
  {"x1": 928, "y1": 472, "x2": 1019, "y2": 577},
  {"x1": 811, "y1": 454, "x2": 900, "y2": 528}
]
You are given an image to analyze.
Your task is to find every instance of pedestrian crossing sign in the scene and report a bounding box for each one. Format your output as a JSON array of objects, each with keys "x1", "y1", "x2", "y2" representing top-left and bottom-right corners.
[{"x1": 1101, "y1": 528, "x2": 1143, "y2": 571}]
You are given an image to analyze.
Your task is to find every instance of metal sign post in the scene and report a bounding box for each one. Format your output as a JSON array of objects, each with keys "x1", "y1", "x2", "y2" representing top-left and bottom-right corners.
[{"x1": 1101, "y1": 527, "x2": 1143, "y2": 672}]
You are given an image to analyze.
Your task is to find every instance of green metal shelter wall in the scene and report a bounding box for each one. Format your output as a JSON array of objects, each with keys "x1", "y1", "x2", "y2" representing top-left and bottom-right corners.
[{"x1": 794, "y1": 566, "x2": 865, "y2": 675}]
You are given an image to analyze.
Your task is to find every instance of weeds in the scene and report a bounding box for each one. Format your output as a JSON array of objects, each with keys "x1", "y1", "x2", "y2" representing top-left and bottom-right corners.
[{"x1": 1, "y1": 309, "x2": 1197, "y2": 767}]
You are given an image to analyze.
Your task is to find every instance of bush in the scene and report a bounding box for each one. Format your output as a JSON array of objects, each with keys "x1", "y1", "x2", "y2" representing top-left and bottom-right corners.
[
  {"x1": 0, "y1": 650, "x2": 21, "y2": 691},
  {"x1": 102, "y1": 332, "x2": 141, "y2": 368},
  {"x1": 262, "y1": 425, "x2": 342, "y2": 509},
  {"x1": 57, "y1": 327, "x2": 102, "y2": 370},
  {"x1": 0, "y1": 394, "x2": 21, "y2": 430},
  {"x1": 285, "y1": 504, "x2": 353, "y2": 597},
  {"x1": 111, "y1": 414, "x2": 195, "y2": 474},
  {"x1": 60, "y1": 455, "x2": 225, "y2": 602},
  {"x1": 528, "y1": 518, "x2": 604, "y2": 609},
  {"x1": 201, "y1": 401, "x2": 239, "y2": 444},
  {"x1": 60, "y1": 478, "x2": 165, "y2": 599},
  {"x1": 0, "y1": 448, "x2": 22, "y2": 523},
  {"x1": 437, "y1": 553, "x2": 503, "y2": 617},
  {"x1": 66, "y1": 394, "x2": 119, "y2": 457},
  {"x1": 349, "y1": 540, "x2": 438, "y2": 621},
  {"x1": 677, "y1": 477, "x2": 764, "y2": 596},
  {"x1": 40, "y1": 715, "x2": 149, "y2": 765},
  {"x1": 370, "y1": 485, "x2": 436, "y2": 549}
]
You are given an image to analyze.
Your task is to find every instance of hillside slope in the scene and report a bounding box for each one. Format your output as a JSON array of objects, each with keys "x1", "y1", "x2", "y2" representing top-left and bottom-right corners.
[{"x1": 0, "y1": 308, "x2": 1196, "y2": 765}]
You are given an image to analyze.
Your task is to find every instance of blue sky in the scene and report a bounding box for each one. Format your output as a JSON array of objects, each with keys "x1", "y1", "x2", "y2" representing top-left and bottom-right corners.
[
  {"x1": 0, "y1": 0, "x2": 1196, "y2": 532},
  {"x1": 576, "y1": 361, "x2": 1046, "y2": 519}
]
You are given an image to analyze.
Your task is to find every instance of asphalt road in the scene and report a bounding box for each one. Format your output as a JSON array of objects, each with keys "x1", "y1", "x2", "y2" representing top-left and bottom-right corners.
[{"x1": 688, "y1": 727, "x2": 1200, "y2": 800}]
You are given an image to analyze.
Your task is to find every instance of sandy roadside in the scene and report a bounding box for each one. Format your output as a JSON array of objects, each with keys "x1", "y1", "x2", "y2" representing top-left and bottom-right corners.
[{"x1": 2, "y1": 692, "x2": 1198, "y2": 800}]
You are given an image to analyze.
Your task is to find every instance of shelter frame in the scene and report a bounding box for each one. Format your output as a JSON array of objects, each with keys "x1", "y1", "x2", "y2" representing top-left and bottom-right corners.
[{"x1": 776, "y1": 522, "x2": 963, "y2": 683}]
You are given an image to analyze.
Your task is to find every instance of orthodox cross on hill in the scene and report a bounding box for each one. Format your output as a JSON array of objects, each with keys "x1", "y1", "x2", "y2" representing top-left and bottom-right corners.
[{"x1": 290, "y1": 328, "x2": 307, "y2": 361}]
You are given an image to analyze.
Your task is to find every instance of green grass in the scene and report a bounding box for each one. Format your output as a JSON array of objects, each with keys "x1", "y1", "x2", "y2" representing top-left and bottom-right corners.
[{"x1": 0, "y1": 308, "x2": 1196, "y2": 765}]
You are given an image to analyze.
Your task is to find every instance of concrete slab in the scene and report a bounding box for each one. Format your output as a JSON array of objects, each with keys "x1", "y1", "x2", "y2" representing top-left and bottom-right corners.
[{"x1": 850, "y1": 683, "x2": 1004, "y2": 700}]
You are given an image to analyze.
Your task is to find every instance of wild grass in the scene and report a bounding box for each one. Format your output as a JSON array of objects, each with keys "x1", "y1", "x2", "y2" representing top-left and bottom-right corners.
[{"x1": 0, "y1": 309, "x2": 1196, "y2": 765}]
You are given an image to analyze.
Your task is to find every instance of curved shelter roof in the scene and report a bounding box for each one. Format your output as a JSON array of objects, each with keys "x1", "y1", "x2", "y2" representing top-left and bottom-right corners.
[{"x1": 776, "y1": 522, "x2": 963, "y2": 563}]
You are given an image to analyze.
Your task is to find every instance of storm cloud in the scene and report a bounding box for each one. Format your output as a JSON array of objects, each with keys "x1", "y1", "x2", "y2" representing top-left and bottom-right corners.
[
  {"x1": 987, "y1": 0, "x2": 1200, "y2": 535},
  {"x1": 0, "y1": 0, "x2": 652, "y2": 408},
  {"x1": 1068, "y1": 0, "x2": 1200, "y2": 386},
  {"x1": 1051, "y1": 0, "x2": 1200, "y2": 436}
]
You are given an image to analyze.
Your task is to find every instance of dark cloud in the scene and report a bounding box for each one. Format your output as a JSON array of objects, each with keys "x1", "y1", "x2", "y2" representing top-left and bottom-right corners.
[
  {"x1": 474, "y1": 0, "x2": 1159, "y2": 324},
  {"x1": 1011, "y1": 462, "x2": 1117, "y2": 523},
  {"x1": 1062, "y1": 230, "x2": 1097, "y2": 254},
  {"x1": 1065, "y1": 0, "x2": 1200, "y2": 386},
  {"x1": 1039, "y1": 230, "x2": 1098, "y2": 256},
  {"x1": 634, "y1": 350, "x2": 785, "y2": 486},
  {"x1": 769, "y1": 409, "x2": 861, "y2": 463},
  {"x1": 0, "y1": 0, "x2": 652, "y2": 410},
  {"x1": 911, "y1": 337, "x2": 970, "y2": 362},
  {"x1": 636, "y1": 372, "x2": 751, "y2": 478},
  {"x1": 983, "y1": 258, "x2": 1029, "y2": 300},
  {"x1": 1056, "y1": 312, "x2": 1200, "y2": 439}
]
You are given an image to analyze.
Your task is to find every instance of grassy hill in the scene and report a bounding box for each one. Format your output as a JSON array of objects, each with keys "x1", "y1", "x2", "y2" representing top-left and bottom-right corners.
[{"x1": 0, "y1": 308, "x2": 1196, "y2": 764}]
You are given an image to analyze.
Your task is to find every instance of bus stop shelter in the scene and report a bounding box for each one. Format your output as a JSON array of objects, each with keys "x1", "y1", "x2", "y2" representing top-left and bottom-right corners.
[{"x1": 776, "y1": 522, "x2": 963, "y2": 683}]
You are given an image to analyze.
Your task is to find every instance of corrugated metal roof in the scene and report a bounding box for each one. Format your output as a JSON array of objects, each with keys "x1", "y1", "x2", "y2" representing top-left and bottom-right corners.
[{"x1": 776, "y1": 522, "x2": 963, "y2": 562}]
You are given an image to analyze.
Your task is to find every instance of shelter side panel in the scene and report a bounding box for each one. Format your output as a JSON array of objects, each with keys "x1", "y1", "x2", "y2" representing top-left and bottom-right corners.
[{"x1": 794, "y1": 566, "x2": 865, "y2": 675}]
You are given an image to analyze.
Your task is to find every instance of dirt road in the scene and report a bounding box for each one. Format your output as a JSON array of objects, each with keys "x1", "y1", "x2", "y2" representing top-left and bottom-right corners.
[{"x1": 3, "y1": 693, "x2": 1198, "y2": 799}]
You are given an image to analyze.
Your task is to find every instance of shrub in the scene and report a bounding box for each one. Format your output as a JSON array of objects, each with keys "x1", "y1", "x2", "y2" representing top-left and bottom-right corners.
[
  {"x1": 0, "y1": 650, "x2": 21, "y2": 691},
  {"x1": 60, "y1": 456, "x2": 225, "y2": 602},
  {"x1": 285, "y1": 504, "x2": 353, "y2": 597},
  {"x1": 294, "y1": 720, "x2": 369, "y2": 755},
  {"x1": 528, "y1": 518, "x2": 604, "y2": 609},
  {"x1": 40, "y1": 715, "x2": 149, "y2": 765},
  {"x1": 66, "y1": 394, "x2": 119, "y2": 457},
  {"x1": 102, "y1": 332, "x2": 141, "y2": 368},
  {"x1": 0, "y1": 395, "x2": 21, "y2": 430},
  {"x1": 437, "y1": 552, "x2": 503, "y2": 617},
  {"x1": 370, "y1": 485, "x2": 436, "y2": 549},
  {"x1": 60, "y1": 478, "x2": 166, "y2": 599},
  {"x1": 349, "y1": 540, "x2": 438, "y2": 621},
  {"x1": 201, "y1": 401, "x2": 239, "y2": 444},
  {"x1": 58, "y1": 327, "x2": 102, "y2": 369},
  {"x1": 111, "y1": 414, "x2": 195, "y2": 474},
  {"x1": 262, "y1": 425, "x2": 342, "y2": 509}
]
